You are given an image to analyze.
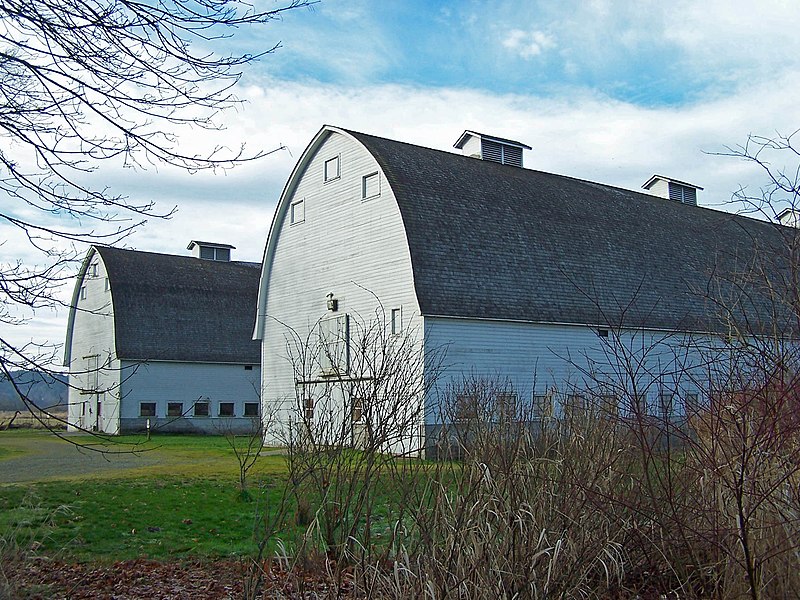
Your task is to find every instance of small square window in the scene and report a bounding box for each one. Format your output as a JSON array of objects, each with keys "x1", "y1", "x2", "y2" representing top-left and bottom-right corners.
[
  {"x1": 140, "y1": 402, "x2": 156, "y2": 417},
  {"x1": 390, "y1": 308, "x2": 402, "y2": 335},
  {"x1": 533, "y1": 393, "x2": 553, "y2": 419},
  {"x1": 290, "y1": 198, "x2": 305, "y2": 224},
  {"x1": 597, "y1": 328, "x2": 609, "y2": 338},
  {"x1": 219, "y1": 402, "x2": 235, "y2": 417},
  {"x1": 193, "y1": 401, "x2": 209, "y2": 417},
  {"x1": 80, "y1": 286, "x2": 87, "y2": 300},
  {"x1": 351, "y1": 398, "x2": 364, "y2": 423},
  {"x1": 659, "y1": 394, "x2": 674, "y2": 417},
  {"x1": 324, "y1": 156, "x2": 340, "y2": 182},
  {"x1": 244, "y1": 402, "x2": 259, "y2": 417},
  {"x1": 362, "y1": 172, "x2": 380, "y2": 199},
  {"x1": 244, "y1": 365, "x2": 253, "y2": 371},
  {"x1": 167, "y1": 402, "x2": 183, "y2": 417},
  {"x1": 684, "y1": 392, "x2": 700, "y2": 415}
]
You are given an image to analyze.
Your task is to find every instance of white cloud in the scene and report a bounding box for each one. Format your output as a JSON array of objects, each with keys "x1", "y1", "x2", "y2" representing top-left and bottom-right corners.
[
  {"x1": 502, "y1": 28, "x2": 556, "y2": 59},
  {"x1": 7, "y1": 70, "x2": 799, "y2": 358}
]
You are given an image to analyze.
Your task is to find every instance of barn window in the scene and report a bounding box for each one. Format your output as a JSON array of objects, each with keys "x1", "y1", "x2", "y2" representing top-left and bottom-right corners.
[
  {"x1": 351, "y1": 397, "x2": 364, "y2": 423},
  {"x1": 199, "y1": 246, "x2": 230, "y2": 261},
  {"x1": 193, "y1": 401, "x2": 210, "y2": 417},
  {"x1": 244, "y1": 402, "x2": 259, "y2": 417},
  {"x1": 244, "y1": 365, "x2": 253, "y2": 371},
  {"x1": 495, "y1": 392, "x2": 517, "y2": 421},
  {"x1": 324, "y1": 156, "x2": 340, "y2": 182},
  {"x1": 659, "y1": 393, "x2": 674, "y2": 418},
  {"x1": 167, "y1": 402, "x2": 183, "y2": 417},
  {"x1": 684, "y1": 392, "x2": 700, "y2": 415},
  {"x1": 304, "y1": 395, "x2": 314, "y2": 421},
  {"x1": 89, "y1": 263, "x2": 98, "y2": 278},
  {"x1": 104, "y1": 278, "x2": 110, "y2": 292},
  {"x1": 290, "y1": 198, "x2": 305, "y2": 224},
  {"x1": 219, "y1": 402, "x2": 234, "y2": 417},
  {"x1": 600, "y1": 394, "x2": 619, "y2": 416},
  {"x1": 319, "y1": 314, "x2": 349, "y2": 376},
  {"x1": 390, "y1": 307, "x2": 402, "y2": 335},
  {"x1": 362, "y1": 172, "x2": 380, "y2": 199},
  {"x1": 533, "y1": 393, "x2": 553, "y2": 419},
  {"x1": 140, "y1": 402, "x2": 156, "y2": 417},
  {"x1": 80, "y1": 286, "x2": 87, "y2": 300}
]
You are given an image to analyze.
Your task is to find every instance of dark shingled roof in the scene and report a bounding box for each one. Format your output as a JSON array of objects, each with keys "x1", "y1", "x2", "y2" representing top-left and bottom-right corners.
[
  {"x1": 96, "y1": 246, "x2": 261, "y2": 363},
  {"x1": 348, "y1": 129, "x2": 793, "y2": 333}
]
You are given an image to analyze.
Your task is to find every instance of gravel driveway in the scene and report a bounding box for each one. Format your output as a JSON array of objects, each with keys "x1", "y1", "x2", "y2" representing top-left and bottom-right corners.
[{"x1": 0, "y1": 432, "x2": 173, "y2": 483}]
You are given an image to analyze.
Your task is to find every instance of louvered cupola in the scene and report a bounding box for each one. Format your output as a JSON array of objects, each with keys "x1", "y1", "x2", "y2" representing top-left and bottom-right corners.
[
  {"x1": 454, "y1": 130, "x2": 531, "y2": 168},
  {"x1": 642, "y1": 175, "x2": 703, "y2": 206}
]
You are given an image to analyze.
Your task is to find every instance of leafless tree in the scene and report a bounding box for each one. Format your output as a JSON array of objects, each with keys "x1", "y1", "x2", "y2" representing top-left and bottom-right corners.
[{"x1": 0, "y1": 0, "x2": 309, "y2": 431}]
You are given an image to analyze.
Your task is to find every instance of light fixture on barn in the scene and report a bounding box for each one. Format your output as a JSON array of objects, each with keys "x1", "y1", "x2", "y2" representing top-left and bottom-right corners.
[{"x1": 326, "y1": 292, "x2": 338, "y2": 312}]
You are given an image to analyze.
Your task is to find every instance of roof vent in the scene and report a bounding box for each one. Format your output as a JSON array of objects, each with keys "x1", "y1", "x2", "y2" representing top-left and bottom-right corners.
[
  {"x1": 642, "y1": 175, "x2": 703, "y2": 206},
  {"x1": 186, "y1": 240, "x2": 235, "y2": 262},
  {"x1": 777, "y1": 208, "x2": 800, "y2": 227},
  {"x1": 454, "y1": 130, "x2": 531, "y2": 168}
]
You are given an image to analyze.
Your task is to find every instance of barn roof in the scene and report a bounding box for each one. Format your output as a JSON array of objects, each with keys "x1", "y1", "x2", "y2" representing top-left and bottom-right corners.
[
  {"x1": 95, "y1": 246, "x2": 261, "y2": 363},
  {"x1": 347, "y1": 128, "x2": 794, "y2": 333}
]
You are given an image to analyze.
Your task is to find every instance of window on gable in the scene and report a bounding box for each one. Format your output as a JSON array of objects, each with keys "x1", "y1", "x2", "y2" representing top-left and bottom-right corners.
[
  {"x1": 319, "y1": 314, "x2": 349, "y2": 376},
  {"x1": 140, "y1": 402, "x2": 156, "y2": 417},
  {"x1": 324, "y1": 156, "x2": 340, "y2": 182},
  {"x1": 219, "y1": 402, "x2": 234, "y2": 417},
  {"x1": 290, "y1": 198, "x2": 305, "y2": 224},
  {"x1": 362, "y1": 172, "x2": 380, "y2": 199},
  {"x1": 351, "y1": 397, "x2": 364, "y2": 423},
  {"x1": 104, "y1": 278, "x2": 110, "y2": 292},
  {"x1": 193, "y1": 401, "x2": 209, "y2": 417},
  {"x1": 167, "y1": 402, "x2": 183, "y2": 417},
  {"x1": 89, "y1": 263, "x2": 98, "y2": 278},
  {"x1": 390, "y1": 307, "x2": 402, "y2": 335},
  {"x1": 244, "y1": 402, "x2": 259, "y2": 417},
  {"x1": 80, "y1": 286, "x2": 87, "y2": 300}
]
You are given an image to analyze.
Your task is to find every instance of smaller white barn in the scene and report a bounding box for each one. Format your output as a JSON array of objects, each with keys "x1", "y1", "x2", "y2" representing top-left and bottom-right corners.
[{"x1": 64, "y1": 242, "x2": 262, "y2": 434}]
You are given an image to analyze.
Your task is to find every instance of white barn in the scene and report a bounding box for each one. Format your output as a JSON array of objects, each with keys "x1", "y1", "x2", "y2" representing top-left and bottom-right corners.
[
  {"x1": 254, "y1": 126, "x2": 791, "y2": 454},
  {"x1": 65, "y1": 242, "x2": 262, "y2": 434}
]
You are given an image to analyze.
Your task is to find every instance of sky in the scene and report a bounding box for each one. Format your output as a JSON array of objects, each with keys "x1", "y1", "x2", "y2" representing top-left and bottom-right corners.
[{"x1": 5, "y1": 0, "x2": 800, "y2": 363}]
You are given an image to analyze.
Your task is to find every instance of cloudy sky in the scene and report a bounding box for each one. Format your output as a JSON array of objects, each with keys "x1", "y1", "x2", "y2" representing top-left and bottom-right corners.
[{"x1": 6, "y1": 0, "x2": 800, "y2": 362}]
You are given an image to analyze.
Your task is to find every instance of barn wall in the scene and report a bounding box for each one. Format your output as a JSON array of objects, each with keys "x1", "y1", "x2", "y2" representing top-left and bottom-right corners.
[
  {"x1": 259, "y1": 130, "x2": 422, "y2": 448},
  {"x1": 118, "y1": 360, "x2": 261, "y2": 434},
  {"x1": 66, "y1": 249, "x2": 122, "y2": 434},
  {"x1": 423, "y1": 316, "x2": 710, "y2": 420}
]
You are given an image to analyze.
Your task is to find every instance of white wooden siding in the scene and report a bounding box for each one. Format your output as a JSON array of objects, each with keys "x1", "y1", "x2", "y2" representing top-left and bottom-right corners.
[
  {"x1": 260, "y1": 130, "x2": 422, "y2": 445},
  {"x1": 423, "y1": 316, "x2": 709, "y2": 421},
  {"x1": 66, "y1": 249, "x2": 122, "y2": 433},
  {"x1": 118, "y1": 360, "x2": 261, "y2": 433}
]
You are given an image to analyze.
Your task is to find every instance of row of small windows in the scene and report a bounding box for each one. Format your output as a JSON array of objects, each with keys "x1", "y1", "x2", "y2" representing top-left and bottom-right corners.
[
  {"x1": 139, "y1": 401, "x2": 260, "y2": 418},
  {"x1": 453, "y1": 390, "x2": 704, "y2": 421},
  {"x1": 290, "y1": 157, "x2": 381, "y2": 226}
]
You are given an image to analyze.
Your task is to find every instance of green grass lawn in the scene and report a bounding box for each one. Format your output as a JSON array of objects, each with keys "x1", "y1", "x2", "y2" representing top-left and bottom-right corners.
[{"x1": 0, "y1": 431, "x2": 297, "y2": 561}]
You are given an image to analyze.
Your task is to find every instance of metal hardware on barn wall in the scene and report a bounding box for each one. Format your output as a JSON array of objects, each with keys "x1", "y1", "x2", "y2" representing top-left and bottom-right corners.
[{"x1": 326, "y1": 292, "x2": 338, "y2": 312}]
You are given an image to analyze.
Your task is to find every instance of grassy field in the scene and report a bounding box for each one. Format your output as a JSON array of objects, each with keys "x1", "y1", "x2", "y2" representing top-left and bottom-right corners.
[{"x1": 0, "y1": 431, "x2": 295, "y2": 561}]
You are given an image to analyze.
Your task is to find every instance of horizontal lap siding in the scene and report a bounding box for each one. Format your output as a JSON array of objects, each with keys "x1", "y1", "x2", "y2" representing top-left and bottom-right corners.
[
  {"x1": 119, "y1": 361, "x2": 260, "y2": 428},
  {"x1": 423, "y1": 317, "x2": 708, "y2": 419},
  {"x1": 261, "y1": 132, "x2": 421, "y2": 442}
]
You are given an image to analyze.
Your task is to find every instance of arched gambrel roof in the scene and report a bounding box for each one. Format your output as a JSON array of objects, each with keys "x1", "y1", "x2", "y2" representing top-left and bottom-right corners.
[
  {"x1": 257, "y1": 126, "x2": 795, "y2": 336},
  {"x1": 65, "y1": 246, "x2": 261, "y2": 365}
]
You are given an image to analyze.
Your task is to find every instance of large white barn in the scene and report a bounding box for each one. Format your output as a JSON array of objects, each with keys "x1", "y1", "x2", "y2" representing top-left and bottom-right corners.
[
  {"x1": 65, "y1": 242, "x2": 262, "y2": 434},
  {"x1": 254, "y1": 126, "x2": 790, "y2": 454}
]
